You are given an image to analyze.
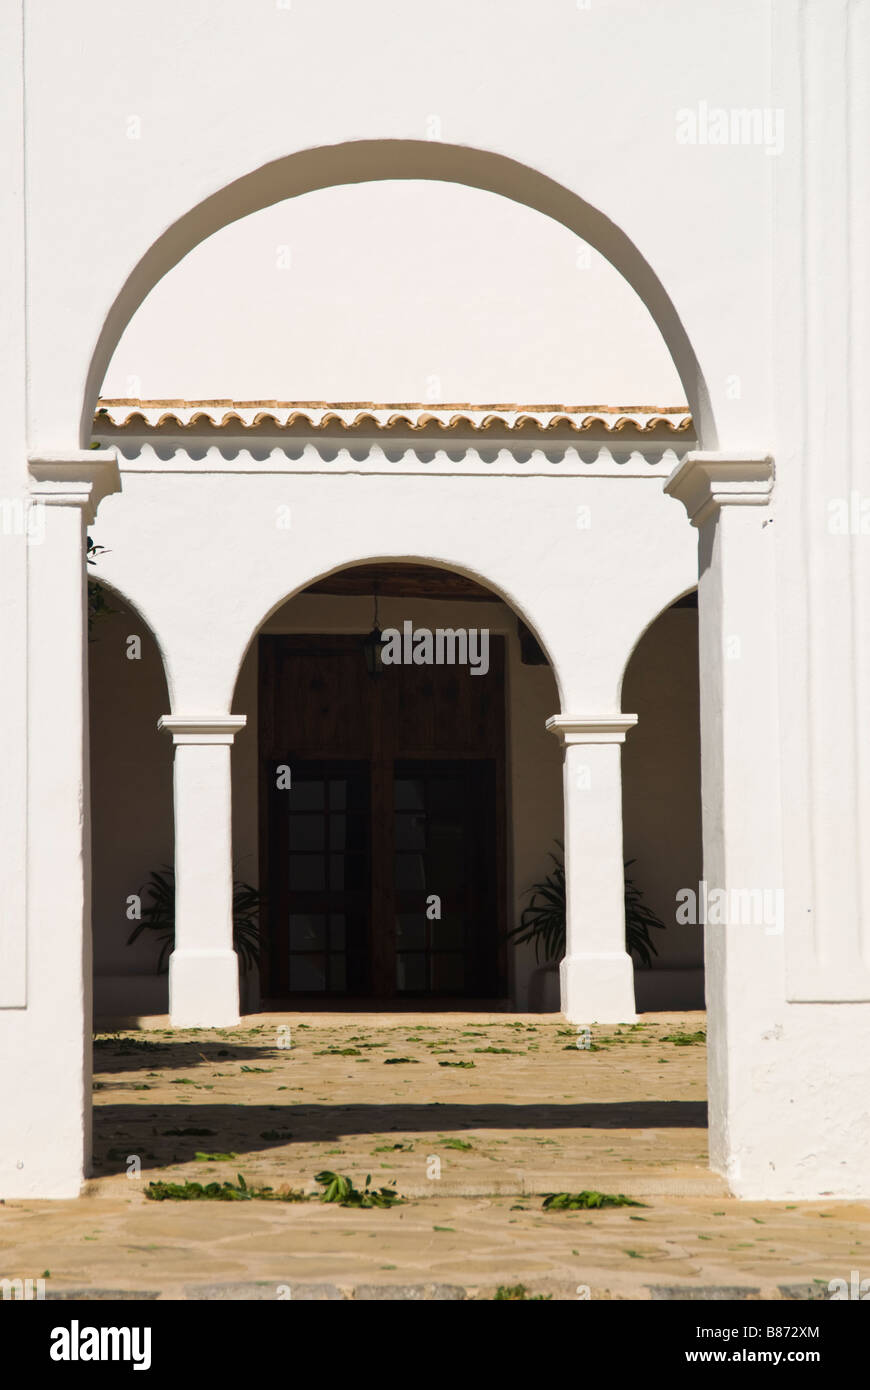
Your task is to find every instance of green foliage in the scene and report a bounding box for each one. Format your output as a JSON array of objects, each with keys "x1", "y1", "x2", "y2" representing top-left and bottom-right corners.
[
  {"x1": 145, "y1": 1173, "x2": 306, "y2": 1202},
  {"x1": 661, "y1": 1030, "x2": 706, "y2": 1046},
  {"x1": 542, "y1": 1190, "x2": 648, "y2": 1210},
  {"x1": 93, "y1": 1032, "x2": 167, "y2": 1053},
  {"x1": 623, "y1": 862, "x2": 668, "y2": 967},
  {"x1": 86, "y1": 538, "x2": 116, "y2": 637},
  {"x1": 314, "y1": 1170, "x2": 404, "y2": 1208},
  {"x1": 126, "y1": 865, "x2": 262, "y2": 972},
  {"x1": 493, "y1": 1285, "x2": 552, "y2": 1300},
  {"x1": 508, "y1": 842, "x2": 666, "y2": 966}
]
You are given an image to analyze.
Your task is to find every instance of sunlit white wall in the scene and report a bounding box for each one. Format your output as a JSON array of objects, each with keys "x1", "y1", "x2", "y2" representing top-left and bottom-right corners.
[{"x1": 102, "y1": 182, "x2": 685, "y2": 406}]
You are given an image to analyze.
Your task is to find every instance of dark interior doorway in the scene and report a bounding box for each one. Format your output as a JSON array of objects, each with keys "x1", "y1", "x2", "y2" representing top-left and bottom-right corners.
[{"x1": 259, "y1": 631, "x2": 506, "y2": 1003}]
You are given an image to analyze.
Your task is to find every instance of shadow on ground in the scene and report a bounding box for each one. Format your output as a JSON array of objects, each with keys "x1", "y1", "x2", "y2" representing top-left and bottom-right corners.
[
  {"x1": 93, "y1": 1100, "x2": 707, "y2": 1176},
  {"x1": 93, "y1": 1040, "x2": 280, "y2": 1073}
]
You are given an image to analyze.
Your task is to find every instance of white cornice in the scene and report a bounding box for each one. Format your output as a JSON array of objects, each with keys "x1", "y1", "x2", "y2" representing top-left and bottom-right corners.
[
  {"x1": 663, "y1": 451, "x2": 774, "y2": 527},
  {"x1": 546, "y1": 714, "x2": 638, "y2": 745},
  {"x1": 28, "y1": 449, "x2": 121, "y2": 524},
  {"x1": 158, "y1": 715, "x2": 247, "y2": 745}
]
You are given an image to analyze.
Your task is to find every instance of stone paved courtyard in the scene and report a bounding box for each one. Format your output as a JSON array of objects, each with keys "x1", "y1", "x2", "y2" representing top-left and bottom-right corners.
[{"x1": 1, "y1": 1012, "x2": 866, "y2": 1300}]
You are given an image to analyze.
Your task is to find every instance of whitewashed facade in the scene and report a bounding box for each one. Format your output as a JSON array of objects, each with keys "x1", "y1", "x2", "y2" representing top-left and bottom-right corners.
[{"x1": 1, "y1": 0, "x2": 868, "y2": 1201}]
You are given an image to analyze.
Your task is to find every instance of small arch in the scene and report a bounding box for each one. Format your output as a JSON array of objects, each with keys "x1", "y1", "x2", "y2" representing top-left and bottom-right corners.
[
  {"x1": 83, "y1": 140, "x2": 717, "y2": 447},
  {"x1": 232, "y1": 556, "x2": 563, "y2": 1007},
  {"x1": 229, "y1": 553, "x2": 565, "y2": 715},
  {"x1": 88, "y1": 573, "x2": 175, "y2": 707},
  {"x1": 617, "y1": 582, "x2": 699, "y2": 709},
  {"x1": 88, "y1": 576, "x2": 175, "y2": 1007},
  {"x1": 620, "y1": 586, "x2": 703, "y2": 1009}
]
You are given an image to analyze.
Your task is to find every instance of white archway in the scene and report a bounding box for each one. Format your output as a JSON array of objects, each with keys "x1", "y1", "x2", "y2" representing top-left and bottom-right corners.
[{"x1": 82, "y1": 139, "x2": 718, "y2": 447}]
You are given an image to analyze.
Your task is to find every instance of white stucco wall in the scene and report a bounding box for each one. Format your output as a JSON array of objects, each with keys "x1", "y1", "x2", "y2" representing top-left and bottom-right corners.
[
  {"x1": 3, "y1": 0, "x2": 868, "y2": 1200},
  {"x1": 101, "y1": 181, "x2": 684, "y2": 408}
]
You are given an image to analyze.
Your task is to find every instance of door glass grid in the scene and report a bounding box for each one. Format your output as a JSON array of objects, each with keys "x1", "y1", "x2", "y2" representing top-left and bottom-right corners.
[
  {"x1": 286, "y1": 773, "x2": 368, "y2": 992},
  {"x1": 394, "y1": 771, "x2": 474, "y2": 994}
]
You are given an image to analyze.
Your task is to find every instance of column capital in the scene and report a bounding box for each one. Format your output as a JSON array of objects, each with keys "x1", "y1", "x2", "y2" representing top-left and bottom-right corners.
[
  {"x1": 546, "y1": 713, "x2": 638, "y2": 745},
  {"x1": 158, "y1": 715, "x2": 247, "y2": 745},
  {"x1": 664, "y1": 451, "x2": 774, "y2": 527},
  {"x1": 28, "y1": 449, "x2": 121, "y2": 524}
]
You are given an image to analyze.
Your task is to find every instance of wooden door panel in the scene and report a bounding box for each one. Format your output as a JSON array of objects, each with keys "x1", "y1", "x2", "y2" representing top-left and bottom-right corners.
[
  {"x1": 259, "y1": 632, "x2": 506, "y2": 1000},
  {"x1": 269, "y1": 638, "x2": 371, "y2": 757}
]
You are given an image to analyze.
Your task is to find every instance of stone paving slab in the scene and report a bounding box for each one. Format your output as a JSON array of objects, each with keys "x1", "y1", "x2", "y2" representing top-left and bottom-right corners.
[
  {"x1": 647, "y1": 1284, "x2": 761, "y2": 1300},
  {"x1": 21, "y1": 1280, "x2": 845, "y2": 1301},
  {"x1": 45, "y1": 1288, "x2": 161, "y2": 1300},
  {"x1": 185, "y1": 1281, "x2": 343, "y2": 1300},
  {"x1": 351, "y1": 1283, "x2": 466, "y2": 1300},
  {"x1": 0, "y1": 1014, "x2": 866, "y2": 1302}
]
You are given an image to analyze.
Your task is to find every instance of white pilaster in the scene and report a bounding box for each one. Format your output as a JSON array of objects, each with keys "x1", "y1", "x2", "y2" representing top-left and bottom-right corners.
[
  {"x1": 1, "y1": 450, "x2": 120, "y2": 1198},
  {"x1": 158, "y1": 714, "x2": 247, "y2": 1027},
  {"x1": 665, "y1": 451, "x2": 783, "y2": 1186},
  {"x1": 546, "y1": 714, "x2": 638, "y2": 1024}
]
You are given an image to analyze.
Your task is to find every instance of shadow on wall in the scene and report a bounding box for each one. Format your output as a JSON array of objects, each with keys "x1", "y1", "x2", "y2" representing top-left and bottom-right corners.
[
  {"x1": 89, "y1": 586, "x2": 173, "y2": 1014},
  {"x1": 621, "y1": 595, "x2": 704, "y2": 1009}
]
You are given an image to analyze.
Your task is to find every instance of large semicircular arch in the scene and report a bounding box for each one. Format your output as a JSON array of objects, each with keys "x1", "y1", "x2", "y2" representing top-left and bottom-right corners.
[{"x1": 81, "y1": 139, "x2": 717, "y2": 446}]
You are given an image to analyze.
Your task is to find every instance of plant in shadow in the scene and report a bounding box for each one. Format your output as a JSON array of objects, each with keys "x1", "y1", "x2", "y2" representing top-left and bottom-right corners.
[
  {"x1": 86, "y1": 537, "x2": 115, "y2": 638},
  {"x1": 508, "y1": 841, "x2": 666, "y2": 967},
  {"x1": 126, "y1": 866, "x2": 262, "y2": 973}
]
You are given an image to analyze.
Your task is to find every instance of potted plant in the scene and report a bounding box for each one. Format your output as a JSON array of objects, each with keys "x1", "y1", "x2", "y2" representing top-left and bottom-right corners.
[
  {"x1": 126, "y1": 866, "x2": 262, "y2": 1010},
  {"x1": 509, "y1": 842, "x2": 666, "y2": 1011}
]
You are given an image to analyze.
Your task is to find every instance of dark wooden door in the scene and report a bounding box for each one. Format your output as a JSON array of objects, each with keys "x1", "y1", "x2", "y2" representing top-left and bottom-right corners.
[{"x1": 259, "y1": 633, "x2": 506, "y2": 1001}]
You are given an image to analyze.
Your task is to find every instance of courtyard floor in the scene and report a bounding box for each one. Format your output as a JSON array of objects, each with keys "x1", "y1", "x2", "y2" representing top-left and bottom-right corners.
[{"x1": 1, "y1": 1011, "x2": 866, "y2": 1300}]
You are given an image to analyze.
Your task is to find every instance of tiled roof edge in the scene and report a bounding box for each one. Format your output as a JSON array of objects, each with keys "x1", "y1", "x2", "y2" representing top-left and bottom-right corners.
[{"x1": 95, "y1": 399, "x2": 694, "y2": 435}]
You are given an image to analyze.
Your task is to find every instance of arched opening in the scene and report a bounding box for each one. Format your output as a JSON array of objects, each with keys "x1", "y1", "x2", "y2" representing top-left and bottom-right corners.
[
  {"x1": 82, "y1": 139, "x2": 716, "y2": 444},
  {"x1": 87, "y1": 579, "x2": 174, "y2": 1017},
  {"x1": 83, "y1": 139, "x2": 706, "y2": 1033},
  {"x1": 230, "y1": 559, "x2": 562, "y2": 1009},
  {"x1": 621, "y1": 588, "x2": 704, "y2": 1010},
  {"x1": 76, "y1": 142, "x2": 715, "y2": 1216}
]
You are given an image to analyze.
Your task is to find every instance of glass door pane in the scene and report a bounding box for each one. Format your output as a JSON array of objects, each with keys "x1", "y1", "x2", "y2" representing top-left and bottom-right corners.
[
  {"x1": 393, "y1": 760, "x2": 496, "y2": 996},
  {"x1": 277, "y1": 762, "x2": 370, "y2": 994}
]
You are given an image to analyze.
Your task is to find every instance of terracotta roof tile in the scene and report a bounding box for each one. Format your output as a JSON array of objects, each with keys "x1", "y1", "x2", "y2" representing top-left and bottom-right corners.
[{"x1": 95, "y1": 399, "x2": 694, "y2": 435}]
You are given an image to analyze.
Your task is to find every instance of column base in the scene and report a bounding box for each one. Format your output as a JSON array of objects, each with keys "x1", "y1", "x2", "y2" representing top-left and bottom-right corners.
[
  {"x1": 169, "y1": 949, "x2": 240, "y2": 1028},
  {"x1": 560, "y1": 952, "x2": 637, "y2": 1024}
]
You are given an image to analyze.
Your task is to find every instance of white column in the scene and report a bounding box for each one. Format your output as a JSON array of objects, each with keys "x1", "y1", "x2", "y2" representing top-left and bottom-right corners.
[
  {"x1": 664, "y1": 452, "x2": 780, "y2": 1186},
  {"x1": 158, "y1": 715, "x2": 247, "y2": 1028},
  {"x1": 546, "y1": 714, "x2": 638, "y2": 1024},
  {"x1": 3, "y1": 451, "x2": 119, "y2": 1198}
]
